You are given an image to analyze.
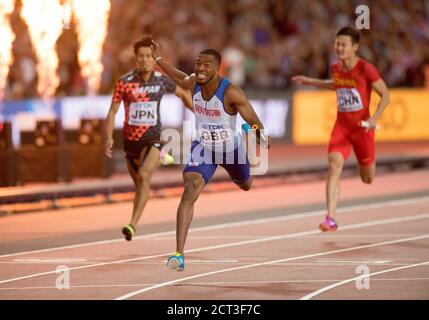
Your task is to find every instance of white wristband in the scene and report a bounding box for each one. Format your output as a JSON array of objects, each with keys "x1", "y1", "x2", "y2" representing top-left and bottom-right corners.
[
  {"x1": 155, "y1": 56, "x2": 163, "y2": 63},
  {"x1": 360, "y1": 120, "x2": 380, "y2": 130}
]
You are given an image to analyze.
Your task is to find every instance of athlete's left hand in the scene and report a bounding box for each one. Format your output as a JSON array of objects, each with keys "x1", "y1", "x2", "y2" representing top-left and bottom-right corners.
[
  {"x1": 363, "y1": 117, "x2": 378, "y2": 132},
  {"x1": 105, "y1": 138, "x2": 114, "y2": 159}
]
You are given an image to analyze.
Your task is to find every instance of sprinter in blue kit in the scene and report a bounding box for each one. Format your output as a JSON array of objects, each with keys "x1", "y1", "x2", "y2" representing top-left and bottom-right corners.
[{"x1": 151, "y1": 40, "x2": 271, "y2": 271}]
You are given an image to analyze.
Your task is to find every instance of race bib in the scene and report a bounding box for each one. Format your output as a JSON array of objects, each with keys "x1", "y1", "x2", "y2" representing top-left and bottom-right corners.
[
  {"x1": 336, "y1": 88, "x2": 363, "y2": 112},
  {"x1": 198, "y1": 123, "x2": 233, "y2": 147},
  {"x1": 128, "y1": 101, "x2": 158, "y2": 126}
]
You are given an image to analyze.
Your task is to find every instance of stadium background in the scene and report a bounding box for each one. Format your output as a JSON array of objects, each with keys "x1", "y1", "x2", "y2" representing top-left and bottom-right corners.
[{"x1": 0, "y1": 0, "x2": 428, "y2": 186}]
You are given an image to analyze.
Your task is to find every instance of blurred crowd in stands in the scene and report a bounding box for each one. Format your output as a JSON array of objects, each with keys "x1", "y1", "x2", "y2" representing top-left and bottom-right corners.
[{"x1": 5, "y1": 0, "x2": 429, "y2": 100}]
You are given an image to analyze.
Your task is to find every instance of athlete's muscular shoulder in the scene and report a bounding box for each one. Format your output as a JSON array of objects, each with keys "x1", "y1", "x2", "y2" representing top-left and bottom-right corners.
[
  {"x1": 360, "y1": 59, "x2": 379, "y2": 72},
  {"x1": 331, "y1": 62, "x2": 341, "y2": 71},
  {"x1": 331, "y1": 62, "x2": 344, "y2": 76},
  {"x1": 224, "y1": 84, "x2": 247, "y2": 112},
  {"x1": 225, "y1": 84, "x2": 243, "y2": 101},
  {"x1": 359, "y1": 59, "x2": 381, "y2": 83},
  {"x1": 118, "y1": 70, "x2": 137, "y2": 83},
  {"x1": 112, "y1": 72, "x2": 135, "y2": 102}
]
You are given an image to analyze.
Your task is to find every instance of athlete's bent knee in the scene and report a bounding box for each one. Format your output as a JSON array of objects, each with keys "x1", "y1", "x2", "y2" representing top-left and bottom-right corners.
[
  {"x1": 329, "y1": 160, "x2": 343, "y2": 175},
  {"x1": 137, "y1": 170, "x2": 150, "y2": 185},
  {"x1": 183, "y1": 178, "x2": 204, "y2": 202}
]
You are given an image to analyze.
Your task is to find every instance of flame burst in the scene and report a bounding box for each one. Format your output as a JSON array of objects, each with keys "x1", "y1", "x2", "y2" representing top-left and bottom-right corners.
[
  {"x1": 21, "y1": 0, "x2": 63, "y2": 100},
  {"x1": 71, "y1": 0, "x2": 111, "y2": 95},
  {"x1": 0, "y1": 0, "x2": 15, "y2": 101},
  {"x1": 61, "y1": 0, "x2": 72, "y2": 30}
]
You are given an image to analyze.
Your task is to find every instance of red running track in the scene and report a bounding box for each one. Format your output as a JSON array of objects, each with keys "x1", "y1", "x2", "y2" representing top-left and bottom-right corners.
[{"x1": 0, "y1": 169, "x2": 428, "y2": 300}]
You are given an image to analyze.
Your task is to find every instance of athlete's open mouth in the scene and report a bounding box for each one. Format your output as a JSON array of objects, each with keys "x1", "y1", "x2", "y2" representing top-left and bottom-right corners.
[{"x1": 196, "y1": 73, "x2": 207, "y2": 81}]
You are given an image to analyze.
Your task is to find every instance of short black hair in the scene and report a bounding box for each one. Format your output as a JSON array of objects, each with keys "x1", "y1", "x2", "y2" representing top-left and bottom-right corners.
[
  {"x1": 199, "y1": 48, "x2": 222, "y2": 65},
  {"x1": 336, "y1": 27, "x2": 360, "y2": 44},
  {"x1": 133, "y1": 35, "x2": 153, "y2": 55}
]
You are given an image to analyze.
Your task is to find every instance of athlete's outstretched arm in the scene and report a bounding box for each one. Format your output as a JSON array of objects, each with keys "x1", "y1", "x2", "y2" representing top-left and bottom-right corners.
[
  {"x1": 291, "y1": 75, "x2": 335, "y2": 90},
  {"x1": 225, "y1": 85, "x2": 271, "y2": 148},
  {"x1": 175, "y1": 86, "x2": 193, "y2": 112},
  {"x1": 151, "y1": 41, "x2": 195, "y2": 90},
  {"x1": 365, "y1": 78, "x2": 390, "y2": 131},
  {"x1": 105, "y1": 101, "x2": 120, "y2": 158}
]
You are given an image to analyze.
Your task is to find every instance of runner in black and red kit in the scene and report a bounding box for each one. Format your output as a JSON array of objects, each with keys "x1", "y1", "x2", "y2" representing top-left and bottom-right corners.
[
  {"x1": 292, "y1": 27, "x2": 390, "y2": 232},
  {"x1": 105, "y1": 36, "x2": 192, "y2": 241}
]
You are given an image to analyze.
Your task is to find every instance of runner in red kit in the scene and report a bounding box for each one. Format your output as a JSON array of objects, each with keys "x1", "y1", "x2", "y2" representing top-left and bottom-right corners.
[
  {"x1": 105, "y1": 36, "x2": 192, "y2": 241},
  {"x1": 292, "y1": 27, "x2": 390, "y2": 231}
]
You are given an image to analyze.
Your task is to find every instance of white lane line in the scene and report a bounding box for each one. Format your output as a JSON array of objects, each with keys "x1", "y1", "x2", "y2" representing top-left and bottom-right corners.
[
  {"x1": 315, "y1": 260, "x2": 392, "y2": 264},
  {"x1": 1, "y1": 195, "x2": 429, "y2": 260},
  {"x1": 13, "y1": 259, "x2": 88, "y2": 262},
  {"x1": 186, "y1": 277, "x2": 429, "y2": 285},
  {"x1": 306, "y1": 234, "x2": 420, "y2": 238},
  {"x1": 300, "y1": 261, "x2": 429, "y2": 300},
  {"x1": 114, "y1": 233, "x2": 429, "y2": 300},
  {"x1": 1, "y1": 212, "x2": 429, "y2": 286},
  {"x1": 2, "y1": 277, "x2": 429, "y2": 291},
  {"x1": 164, "y1": 260, "x2": 239, "y2": 263},
  {"x1": 153, "y1": 236, "x2": 261, "y2": 240},
  {"x1": 150, "y1": 234, "x2": 420, "y2": 240}
]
